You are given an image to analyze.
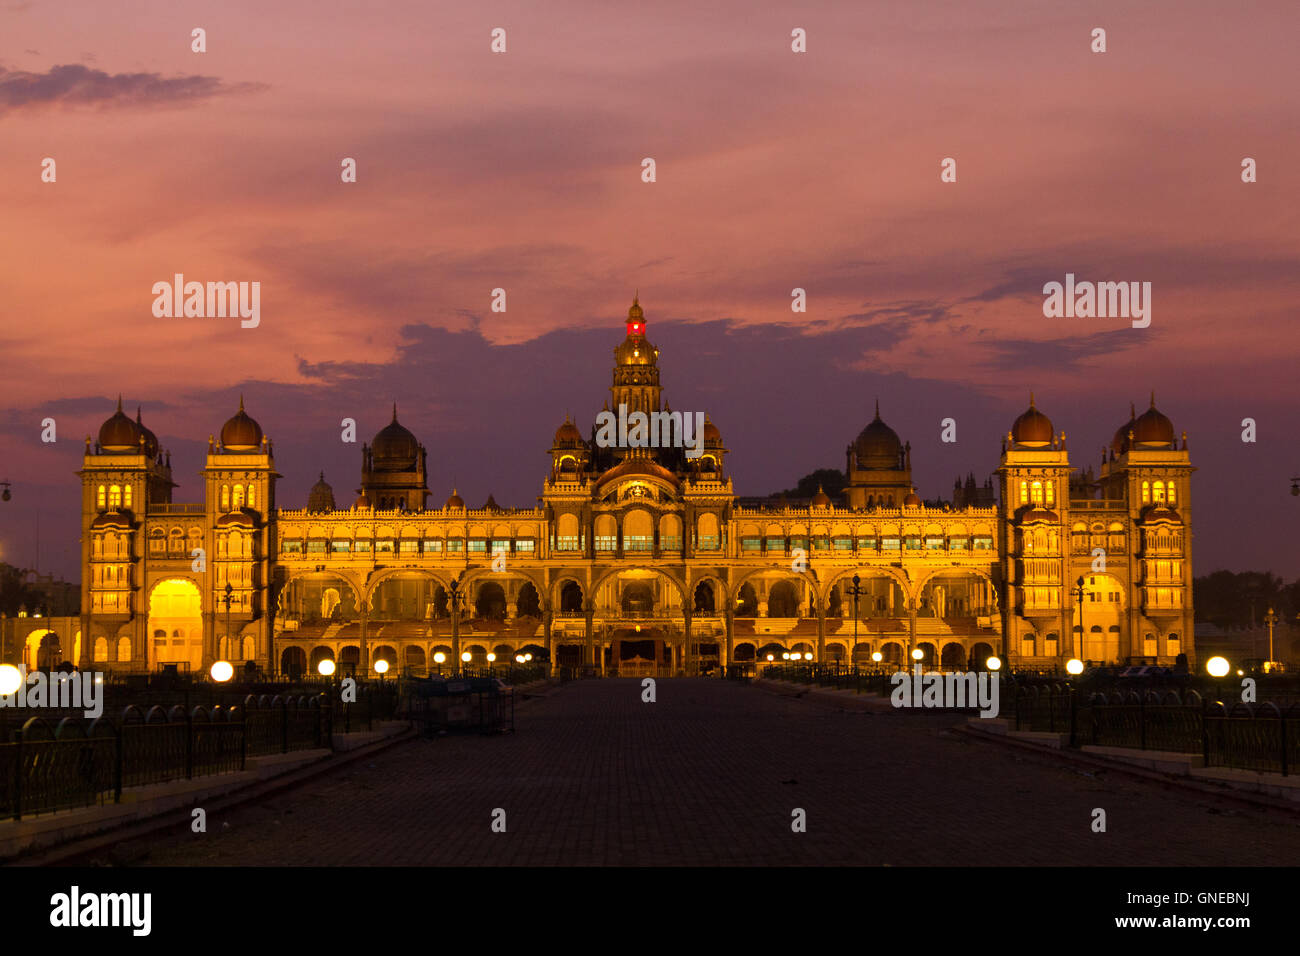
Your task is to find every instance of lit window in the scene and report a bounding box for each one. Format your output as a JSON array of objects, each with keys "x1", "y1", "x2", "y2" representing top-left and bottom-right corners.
[
  {"x1": 1044, "y1": 481, "x2": 1054, "y2": 507},
  {"x1": 1141, "y1": 481, "x2": 1150, "y2": 504},
  {"x1": 97, "y1": 485, "x2": 106, "y2": 508},
  {"x1": 232, "y1": 485, "x2": 245, "y2": 509},
  {"x1": 1167, "y1": 481, "x2": 1176, "y2": 504},
  {"x1": 123, "y1": 485, "x2": 132, "y2": 508},
  {"x1": 109, "y1": 485, "x2": 122, "y2": 508},
  {"x1": 1019, "y1": 481, "x2": 1028, "y2": 505},
  {"x1": 1153, "y1": 481, "x2": 1165, "y2": 503},
  {"x1": 248, "y1": 484, "x2": 257, "y2": 509},
  {"x1": 221, "y1": 485, "x2": 230, "y2": 510},
  {"x1": 1031, "y1": 481, "x2": 1043, "y2": 505}
]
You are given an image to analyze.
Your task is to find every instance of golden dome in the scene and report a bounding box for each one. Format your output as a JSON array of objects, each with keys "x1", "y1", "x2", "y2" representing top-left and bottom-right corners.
[
  {"x1": 98, "y1": 396, "x2": 142, "y2": 452},
  {"x1": 220, "y1": 396, "x2": 263, "y2": 451},
  {"x1": 444, "y1": 488, "x2": 465, "y2": 510},
  {"x1": 903, "y1": 489, "x2": 922, "y2": 508},
  {"x1": 308, "y1": 473, "x2": 335, "y2": 512},
  {"x1": 371, "y1": 404, "x2": 419, "y2": 469},
  {"x1": 810, "y1": 484, "x2": 832, "y2": 508},
  {"x1": 614, "y1": 295, "x2": 657, "y2": 367},
  {"x1": 1010, "y1": 393, "x2": 1053, "y2": 447},
  {"x1": 554, "y1": 415, "x2": 584, "y2": 445},
  {"x1": 854, "y1": 401, "x2": 903, "y2": 469},
  {"x1": 1131, "y1": 395, "x2": 1175, "y2": 448}
]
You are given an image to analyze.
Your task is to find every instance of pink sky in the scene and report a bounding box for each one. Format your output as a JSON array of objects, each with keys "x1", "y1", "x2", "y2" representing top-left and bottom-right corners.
[{"x1": 1, "y1": 0, "x2": 1298, "y2": 580}]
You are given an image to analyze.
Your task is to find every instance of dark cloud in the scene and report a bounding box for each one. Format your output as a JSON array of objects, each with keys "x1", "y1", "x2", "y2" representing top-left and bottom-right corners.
[{"x1": 0, "y1": 64, "x2": 267, "y2": 114}]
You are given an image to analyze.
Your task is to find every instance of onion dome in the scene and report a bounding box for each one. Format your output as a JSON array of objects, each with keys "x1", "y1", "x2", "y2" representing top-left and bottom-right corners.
[
  {"x1": 371, "y1": 404, "x2": 420, "y2": 470},
  {"x1": 854, "y1": 400, "x2": 903, "y2": 469},
  {"x1": 703, "y1": 415, "x2": 722, "y2": 444},
  {"x1": 353, "y1": 491, "x2": 372, "y2": 509},
  {"x1": 98, "y1": 396, "x2": 141, "y2": 452},
  {"x1": 810, "y1": 484, "x2": 832, "y2": 508},
  {"x1": 307, "y1": 472, "x2": 336, "y2": 512},
  {"x1": 554, "y1": 415, "x2": 584, "y2": 446},
  {"x1": 444, "y1": 487, "x2": 465, "y2": 510},
  {"x1": 220, "y1": 396, "x2": 264, "y2": 451},
  {"x1": 903, "y1": 488, "x2": 922, "y2": 508},
  {"x1": 613, "y1": 295, "x2": 658, "y2": 367},
  {"x1": 134, "y1": 407, "x2": 159, "y2": 458},
  {"x1": 1131, "y1": 393, "x2": 1175, "y2": 448},
  {"x1": 1111, "y1": 402, "x2": 1137, "y2": 454},
  {"x1": 1010, "y1": 393, "x2": 1053, "y2": 448}
]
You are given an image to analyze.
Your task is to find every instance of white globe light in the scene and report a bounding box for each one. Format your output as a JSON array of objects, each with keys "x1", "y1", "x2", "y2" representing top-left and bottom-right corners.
[
  {"x1": 374, "y1": 659, "x2": 389, "y2": 674},
  {"x1": 524, "y1": 653, "x2": 532, "y2": 661},
  {"x1": 871, "y1": 652, "x2": 883, "y2": 662},
  {"x1": 487, "y1": 653, "x2": 496, "y2": 662},
  {"x1": 433, "y1": 652, "x2": 446, "y2": 664},
  {"x1": 1066, "y1": 658, "x2": 1084, "y2": 675},
  {"x1": 986, "y1": 656, "x2": 1002, "y2": 671},
  {"x1": 0, "y1": 664, "x2": 22, "y2": 696},
  {"x1": 210, "y1": 660, "x2": 234, "y2": 683},
  {"x1": 318, "y1": 659, "x2": 336, "y2": 677},
  {"x1": 515, "y1": 654, "x2": 525, "y2": 663},
  {"x1": 1206, "y1": 656, "x2": 1230, "y2": 677},
  {"x1": 461, "y1": 652, "x2": 472, "y2": 663},
  {"x1": 911, "y1": 649, "x2": 924, "y2": 661},
  {"x1": 804, "y1": 653, "x2": 813, "y2": 660}
]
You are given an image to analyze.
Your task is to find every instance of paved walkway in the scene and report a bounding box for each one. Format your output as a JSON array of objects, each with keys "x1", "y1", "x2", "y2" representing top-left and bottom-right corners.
[{"x1": 128, "y1": 679, "x2": 1300, "y2": 865}]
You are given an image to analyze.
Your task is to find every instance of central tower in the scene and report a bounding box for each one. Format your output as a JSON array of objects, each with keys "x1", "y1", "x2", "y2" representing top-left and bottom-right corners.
[{"x1": 609, "y1": 296, "x2": 662, "y2": 418}]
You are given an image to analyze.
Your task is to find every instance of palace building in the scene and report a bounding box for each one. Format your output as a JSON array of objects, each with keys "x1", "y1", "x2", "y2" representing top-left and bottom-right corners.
[{"x1": 68, "y1": 297, "x2": 1196, "y2": 678}]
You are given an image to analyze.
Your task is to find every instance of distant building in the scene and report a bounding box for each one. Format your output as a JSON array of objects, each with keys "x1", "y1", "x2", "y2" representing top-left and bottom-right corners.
[{"x1": 66, "y1": 298, "x2": 1196, "y2": 677}]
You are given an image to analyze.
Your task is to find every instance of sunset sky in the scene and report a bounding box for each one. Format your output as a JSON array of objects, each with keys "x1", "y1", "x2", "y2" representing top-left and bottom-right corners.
[{"x1": 1, "y1": 0, "x2": 1297, "y2": 581}]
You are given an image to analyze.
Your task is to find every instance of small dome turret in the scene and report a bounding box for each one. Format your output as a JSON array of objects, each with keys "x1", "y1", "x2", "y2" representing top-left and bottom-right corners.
[{"x1": 220, "y1": 396, "x2": 264, "y2": 452}]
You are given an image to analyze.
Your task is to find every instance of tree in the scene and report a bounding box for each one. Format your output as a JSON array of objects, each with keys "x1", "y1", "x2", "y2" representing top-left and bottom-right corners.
[{"x1": 0, "y1": 563, "x2": 42, "y2": 617}]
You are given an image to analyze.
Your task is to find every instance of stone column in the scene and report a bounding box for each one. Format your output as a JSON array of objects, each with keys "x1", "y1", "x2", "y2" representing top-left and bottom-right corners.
[{"x1": 358, "y1": 600, "x2": 370, "y2": 675}]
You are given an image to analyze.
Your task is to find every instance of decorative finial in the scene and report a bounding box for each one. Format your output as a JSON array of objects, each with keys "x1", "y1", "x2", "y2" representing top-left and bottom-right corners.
[
  {"x1": 116, "y1": 394, "x2": 123, "y2": 413},
  {"x1": 1029, "y1": 390, "x2": 1035, "y2": 407},
  {"x1": 136, "y1": 406, "x2": 143, "y2": 423},
  {"x1": 392, "y1": 402, "x2": 398, "y2": 422},
  {"x1": 238, "y1": 394, "x2": 245, "y2": 412},
  {"x1": 1130, "y1": 401, "x2": 1136, "y2": 419},
  {"x1": 319, "y1": 471, "x2": 325, "y2": 482},
  {"x1": 874, "y1": 397, "x2": 880, "y2": 419},
  {"x1": 1150, "y1": 390, "x2": 1156, "y2": 408}
]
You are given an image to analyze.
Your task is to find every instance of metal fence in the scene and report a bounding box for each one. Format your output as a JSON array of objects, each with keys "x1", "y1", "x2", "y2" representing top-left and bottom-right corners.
[{"x1": 0, "y1": 694, "x2": 335, "y2": 820}]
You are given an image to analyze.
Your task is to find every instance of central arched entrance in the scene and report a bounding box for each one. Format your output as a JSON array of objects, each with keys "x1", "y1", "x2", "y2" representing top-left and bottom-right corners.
[{"x1": 148, "y1": 578, "x2": 204, "y2": 673}]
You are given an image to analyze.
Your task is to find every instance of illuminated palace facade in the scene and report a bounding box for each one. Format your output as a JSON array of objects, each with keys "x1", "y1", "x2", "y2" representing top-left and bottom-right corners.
[{"x1": 71, "y1": 298, "x2": 1195, "y2": 678}]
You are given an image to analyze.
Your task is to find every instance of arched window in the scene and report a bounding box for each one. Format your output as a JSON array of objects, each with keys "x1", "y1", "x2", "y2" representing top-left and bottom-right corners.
[
  {"x1": 123, "y1": 484, "x2": 132, "y2": 508},
  {"x1": 221, "y1": 484, "x2": 230, "y2": 511},
  {"x1": 1153, "y1": 480, "x2": 1165, "y2": 503},
  {"x1": 232, "y1": 485, "x2": 245, "y2": 509},
  {"x1": 1030, "y1": 480, "x2": 1043, "y2": 505},
  {"x1": 1019, "y1": 481, "x2": 1028, "y2": 505},
  {"x1": 109, "y1": 485, "x2": 122, "y2": 508},
  {"x1": 1045, "y1": 481, "x2": 1054, "y2": 507},
  {"x1": 97, "y1": 485, "x2": 106, "y2": 508},
  {"x1": 1141, "y1": 481, "x2": 1150, "y2": 504},
  {"x1": 117, "y1": 637, "x2": 132, "y2": 662},
  {"x1": 94, "y1": 637, "x2": 109, "y2": 662},
  {"x1": 1166, "y1": 481, "x2": 1176, "y2": 505},
  {"x1": 247, "y1": 483, "x2": 257, "y2": 509}
]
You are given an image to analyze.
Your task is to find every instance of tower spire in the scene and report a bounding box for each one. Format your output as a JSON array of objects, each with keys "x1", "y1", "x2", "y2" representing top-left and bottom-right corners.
[
  {"x1": 116, "y1": 394, "x2": 123, "y2": 413},
  {"x1": 392, "y1": 402, "x2": 398, "y2": 422}
]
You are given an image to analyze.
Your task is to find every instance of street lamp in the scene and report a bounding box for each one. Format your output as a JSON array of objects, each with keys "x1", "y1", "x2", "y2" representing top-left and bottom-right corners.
[
  {"x1": 461, "y1": 650, "x2": 471, "y2": 676},
  {"x1": 846, "y1": 574, "x2": 866, "y2": 669},
  {"x1": 374, "y1": 658, "x2": 389, "y2": 681},
  {"x1": 1264, "y1": 607, "x2": 1277, "y2": 666},
  {"x1": 911, "y1": 647, "x2": 924, "y2": 675},
  {"x1": 1066, "y1": 658, "x2": 1084, "y2": 676},
  {"x1": 210, "y1": 660, "x2": 234, "y2": 683},
  {"x1": 1072, "y1": 576, "x2": 1086, "y2": 665},
  {"x1": 318, "y1": 659, "x2": 336, "y2": 677},
  {"x1": 222, "y1": 581, "x2": 234, "y2": 669},
  {"x1": 433, "y1": 650, "x2": 446, "y2": 677},
  {"x1": 986, "y1": 656, "x2": 1002, "y2": 672}
]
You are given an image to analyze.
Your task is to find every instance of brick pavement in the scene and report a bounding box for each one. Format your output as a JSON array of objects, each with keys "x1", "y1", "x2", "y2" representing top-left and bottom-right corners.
[{"x1": 126, "y1": 678, "x2": 1300, "y2": 865}]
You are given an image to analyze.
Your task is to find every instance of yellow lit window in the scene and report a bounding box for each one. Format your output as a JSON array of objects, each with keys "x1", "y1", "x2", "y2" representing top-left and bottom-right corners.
[
  {"x1": 123, "y1": 484, "x2": 132, "y2": 508},
  {"x1": 1045, "y1": 481, "x2": 1054, "y2": 506},
  {"x1": 1153, "y1": 481, "x2": 1165, "y2": 503},
  {"x1": 233, "y1": 485, "x2": 245, "y2": 509},
  {"x1": 1141, "y1": 481, "x2": 1150, "y2": 504},
  {"x1": 1019, "y1": 481, "x2": 1028, "y2": 505},
  {"x1": 1031, "y1": 481, "x2": 1043, "y2": 505},
  {"x1": 247, "y1": 483, "x2": 257, "y2": 509},
  {"x1": 1167, "y1": 481, "x2": 1176, "y2": 504},
  {"x1": 221, "y1": 484, "x2": 230, "y2": 510},
  {"x1": 97, "y1": 485, "x2": 106, "y2": 508},
  {"x1": 109, "y1": 485, "x2": 122, "y2": 508}
]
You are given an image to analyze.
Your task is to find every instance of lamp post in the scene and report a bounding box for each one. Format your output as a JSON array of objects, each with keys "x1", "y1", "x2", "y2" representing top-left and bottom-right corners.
[
  {"x1": 846, "y1": 574, "x2": 866, "y2": 670},
  {"x1": 1072, "y1": 576, "x2": 1086, "y2": 666},
  {"x1": 222, "y1": 581, "x2": 234, "y2": 675},
  {"x1": 1264, "y1": 607, "x2": 1277, "y2": 668},
  {"x1": 433, "y1": 650, "x2": 446, "y2": 677}
]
